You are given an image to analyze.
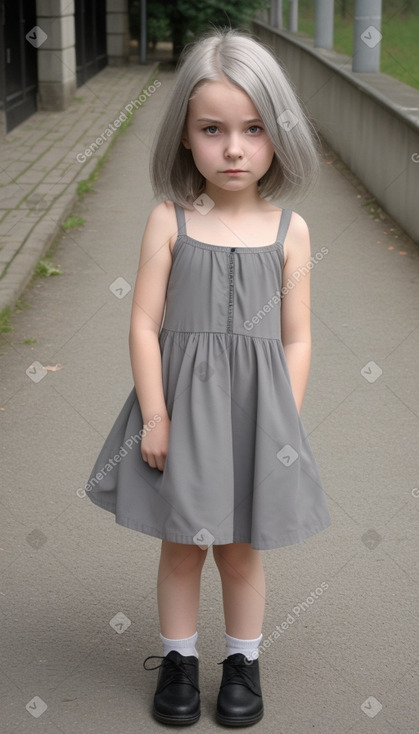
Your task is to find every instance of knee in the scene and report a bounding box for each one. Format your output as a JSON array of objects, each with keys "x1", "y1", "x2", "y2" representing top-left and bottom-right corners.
[
  {"x1": 213, "y1": 543, "x2": 259, "y2": 581},
  {"x1": 160, "y1": 541, "x2": 207, "y2": 576}
]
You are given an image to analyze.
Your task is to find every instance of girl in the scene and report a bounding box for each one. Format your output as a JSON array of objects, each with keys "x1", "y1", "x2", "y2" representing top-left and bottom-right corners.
[{"x1": 85, "y1": 28, "x2": 331, "y2": 727}]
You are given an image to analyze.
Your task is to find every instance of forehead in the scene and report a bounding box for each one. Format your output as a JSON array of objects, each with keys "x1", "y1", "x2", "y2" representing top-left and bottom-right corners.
[{"x1": 188, "y1": 79, "x2": 259, "y2": 118}]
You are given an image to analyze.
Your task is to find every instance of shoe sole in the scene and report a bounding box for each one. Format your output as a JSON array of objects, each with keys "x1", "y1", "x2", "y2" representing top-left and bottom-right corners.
[
  {"x1": 153, "y1": 708, "x2": 201, "y2": 726},
  {"x1": 216, "y1": 707, "x2": 264, "y2": 727}
]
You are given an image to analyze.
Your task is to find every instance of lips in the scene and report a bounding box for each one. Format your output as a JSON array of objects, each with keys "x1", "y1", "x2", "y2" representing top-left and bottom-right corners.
[{"x1": 223, "y1": 169, "x2": 246, "y2": 173}]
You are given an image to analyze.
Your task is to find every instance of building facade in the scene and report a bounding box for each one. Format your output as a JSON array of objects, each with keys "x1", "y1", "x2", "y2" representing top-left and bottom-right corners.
[{"x1": 0, "y1": 0, "x2": 130, "y2": 135}]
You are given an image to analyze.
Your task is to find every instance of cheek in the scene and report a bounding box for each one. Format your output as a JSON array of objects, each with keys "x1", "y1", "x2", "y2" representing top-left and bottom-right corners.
[
  {"x1": 259, "y1": 144, "x2": 275, "y2": 169},
  {"x1": 190, "y1": 142, "x2": 213, "y2": 169},
  {"x1": 187, "y1": 150, "x2": 208, "y2": 179},
  {"x1": 259, "y1": 138, "x2": 275, "y2": 158}
]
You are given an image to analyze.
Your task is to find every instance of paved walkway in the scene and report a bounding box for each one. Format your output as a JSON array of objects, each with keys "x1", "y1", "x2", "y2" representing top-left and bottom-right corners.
[
  {"x1": 0, "y1": 64, "x2": 418, "y2": 734},
  {"x1": 0, "y1": 61, "x2": 159, "y2": 313}
]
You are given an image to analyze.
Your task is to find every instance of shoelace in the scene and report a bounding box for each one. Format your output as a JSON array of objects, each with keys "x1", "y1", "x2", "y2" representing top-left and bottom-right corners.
[
  {"x1": 217, "y1": 658, "x2": 262, "y2": 696},
  {"x1": 143, "y1": 655, "x2": 200, "y2": 693}
]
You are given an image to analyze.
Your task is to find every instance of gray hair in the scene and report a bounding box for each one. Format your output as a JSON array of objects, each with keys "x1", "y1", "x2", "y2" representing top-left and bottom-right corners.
[{"x1": 150, "y1": 28, "x2": 320, "y2": 209}]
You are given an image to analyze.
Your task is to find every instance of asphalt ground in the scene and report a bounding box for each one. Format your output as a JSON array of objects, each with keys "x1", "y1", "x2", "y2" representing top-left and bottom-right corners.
[{"x1": 0, "y1": 67, "x2": 418, "y2": 733}]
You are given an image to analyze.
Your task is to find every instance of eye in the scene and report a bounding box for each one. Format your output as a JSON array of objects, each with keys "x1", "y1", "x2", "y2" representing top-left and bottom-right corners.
[
  {"x1": 248, "y1": 125, "x2": 263, "y2": 134},
  {"x1": 203, "y1": 125, "x2": 219, "y2": 135}
]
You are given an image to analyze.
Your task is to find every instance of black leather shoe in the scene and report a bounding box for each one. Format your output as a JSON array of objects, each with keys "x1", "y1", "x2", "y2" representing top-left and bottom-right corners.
[
  {"x1": 143, "y1": 650, "x2": 200, "y2": 725},
  {"x1": 216, "y1": 653, "x2": 264, "y2": 726}
]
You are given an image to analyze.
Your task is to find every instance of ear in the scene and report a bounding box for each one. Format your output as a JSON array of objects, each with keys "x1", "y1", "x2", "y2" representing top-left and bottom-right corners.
[{"x1": 181, "y1": 125, "x2": 191, "y2": 150}]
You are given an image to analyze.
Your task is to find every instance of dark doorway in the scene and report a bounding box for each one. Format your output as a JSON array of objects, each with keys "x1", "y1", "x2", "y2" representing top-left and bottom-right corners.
[
  {"x1": 75, "y1": 0, "x2": 107, "y2": 87},
  {"x1": 1, "y1": 0, "x2": 38, "y2": 133}
]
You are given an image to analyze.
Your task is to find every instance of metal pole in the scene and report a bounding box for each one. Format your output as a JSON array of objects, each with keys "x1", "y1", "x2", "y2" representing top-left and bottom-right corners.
[
  {"x1": 288, "y1": 0, "x2": 298, "y2": 32},
  {"x1": 270, "y1": 1, "x2": 277, "y2": 27},
  {"x1": 277, "y1": 0, "x2": 283, "y2": 29},
  {"x1": 314, "y1": 0, "x2": 334, "y2": 50},
  {"x1": 353, "y1": 0, "x2": 382, "y2": 72},
  {"x1": 270, "y1": 0, "x2": 283, "y2": 29},
  {"x1": 139, "y1": 0, "x2": 147, "y2": 65}
]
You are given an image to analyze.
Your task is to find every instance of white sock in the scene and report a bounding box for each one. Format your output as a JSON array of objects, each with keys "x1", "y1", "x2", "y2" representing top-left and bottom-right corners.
[
  {"x1": 160, "y1": 631, "x2": 199, "y2": 658},
  {"x1": 225, "y1": 632, "x2": 263, "y2": 662}
]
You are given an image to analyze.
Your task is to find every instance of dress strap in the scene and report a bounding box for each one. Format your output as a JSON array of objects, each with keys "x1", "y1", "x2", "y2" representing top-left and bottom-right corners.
[
  {"x1": 173, "y1": 202, "x2": 187, "y2": 236},
  {"x1": 276, "y1": 208, "x2": 292, "y2": 244}
]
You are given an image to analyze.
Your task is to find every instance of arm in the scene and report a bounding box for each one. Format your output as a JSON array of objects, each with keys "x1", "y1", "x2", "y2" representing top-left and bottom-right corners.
[
  {"x1": 129, "y1": 201, "x2": 175, "y2": 469},
  {"x1": 280, "y1": 212, "x2": 312, "y2": 414}
]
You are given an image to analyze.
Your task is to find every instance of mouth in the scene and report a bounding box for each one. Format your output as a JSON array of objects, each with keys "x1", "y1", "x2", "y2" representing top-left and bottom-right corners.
[{"x1": 222, "y1": 169, "x2": 246, "y2": 174}]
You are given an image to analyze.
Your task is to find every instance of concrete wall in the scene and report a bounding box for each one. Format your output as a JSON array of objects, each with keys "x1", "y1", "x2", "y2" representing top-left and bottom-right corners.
[
  {"x1": 253, "y1": 21, "x2": 419, "y2": 244},
  {"x1": 37, "y1": 0, "x2": 76, "y2": 111},
  {"x1": 107, "y1": 0, "x2": 130, "y2": 67}
]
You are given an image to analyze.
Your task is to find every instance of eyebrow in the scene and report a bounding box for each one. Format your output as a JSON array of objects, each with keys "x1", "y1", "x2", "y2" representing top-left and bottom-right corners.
[{"x1": 196, "y1": 118, "x2": 263, "y2": 124}]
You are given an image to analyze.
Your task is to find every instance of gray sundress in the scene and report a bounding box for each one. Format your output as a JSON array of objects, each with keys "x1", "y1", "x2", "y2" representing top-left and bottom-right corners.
[{"x1": 84, "y1": 203, "x2": 332, "y2": 550}]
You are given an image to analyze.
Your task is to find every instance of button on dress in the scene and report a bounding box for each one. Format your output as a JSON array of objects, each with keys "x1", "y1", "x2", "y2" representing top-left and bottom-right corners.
[{"x1": 84, "y1": 203, "x2": 332, "y2": 550}]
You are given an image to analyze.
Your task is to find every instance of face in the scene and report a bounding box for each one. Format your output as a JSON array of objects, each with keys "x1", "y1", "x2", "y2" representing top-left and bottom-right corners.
[{"x1": 181, "y1": 78, "x2": 275, "y2": 194}]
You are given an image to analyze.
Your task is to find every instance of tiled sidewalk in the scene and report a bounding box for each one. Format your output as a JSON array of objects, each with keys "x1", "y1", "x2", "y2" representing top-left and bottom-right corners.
[{"x1": 0, "y1": 62, "x2": 159, "y2": 313}]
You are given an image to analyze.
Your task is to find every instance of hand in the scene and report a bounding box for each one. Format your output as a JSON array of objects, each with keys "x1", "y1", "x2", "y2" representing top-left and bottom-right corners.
[{"x1": 140, "y1": 415, "x2": 171, "y2": 472}]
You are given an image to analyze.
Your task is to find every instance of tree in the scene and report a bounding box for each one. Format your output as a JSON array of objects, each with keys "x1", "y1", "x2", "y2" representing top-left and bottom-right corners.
[{"x1": 130, "y1": 0, "x2": 270, "y2": 61}]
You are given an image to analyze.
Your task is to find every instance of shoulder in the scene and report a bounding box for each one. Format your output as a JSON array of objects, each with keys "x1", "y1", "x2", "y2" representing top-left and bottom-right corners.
[
  {"x1": 287, "y1": 210, "x2": 309, "y2": 238},
  {"x1": 146, "y1": 200, "x2": 177, "y2": 231},
  {"x1": 283, "y1": 209, "x2": 310, "y2": 264},
  {"x1": 145, "y1": 200, "x2": 179, "y2": 253}
]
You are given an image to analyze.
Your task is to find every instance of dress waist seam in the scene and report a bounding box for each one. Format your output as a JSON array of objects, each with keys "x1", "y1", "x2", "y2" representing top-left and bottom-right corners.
[{"x1": 159, "y1": 327, "x2": 282, "y2": 343}]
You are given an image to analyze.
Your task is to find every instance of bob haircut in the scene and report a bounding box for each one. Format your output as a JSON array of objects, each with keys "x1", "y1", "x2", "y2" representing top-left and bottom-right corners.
[{"x1": 150, "y1": 28, "x2": 320, "y2": 209}]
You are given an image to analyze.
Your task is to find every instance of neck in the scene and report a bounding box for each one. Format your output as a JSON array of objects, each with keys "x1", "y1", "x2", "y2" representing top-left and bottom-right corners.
[{"x1": 202, "y1": 182, "x2": 264, "y2": 214}]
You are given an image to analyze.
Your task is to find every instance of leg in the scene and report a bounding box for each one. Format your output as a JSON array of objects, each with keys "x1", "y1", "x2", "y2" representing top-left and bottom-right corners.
[
  {"x1": 212, "y1": 542, "x2": 265, "y2": 637},
  {"x1": 145, "y1": 541, "x2": 206, "y2": 726},
  {"x1": 157, "y1": 540, "x2": 208, "y2": 638},
  {"x1": 213, "y1": 543, "x2": 265, "y2": 726}
]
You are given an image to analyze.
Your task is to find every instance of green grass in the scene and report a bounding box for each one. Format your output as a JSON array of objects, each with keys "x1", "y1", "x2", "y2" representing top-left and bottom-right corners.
[
  {"x1": 62, "y1": 215, "x2": 85, "y2": 230},
  {"x1": 33, "y1": 259, "x2": 61, "y2": 277},
  {"x1": 76, "y1": 179, "x2": 94, "y2": 197},
  {"x1": 0, "y1": 307, "x2": 12, "y2": 334},
  {"x1": 297, "y1": 3, "x2": 419, "y2": 89},
  {"x1": 15, "y1": 297, "x2": 29, "y2": 312}
]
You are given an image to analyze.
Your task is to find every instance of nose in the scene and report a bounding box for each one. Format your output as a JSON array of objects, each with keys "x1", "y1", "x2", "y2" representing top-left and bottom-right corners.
[{"x1": 224, "y1": 132, "x2": 244, "y2": 159}]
